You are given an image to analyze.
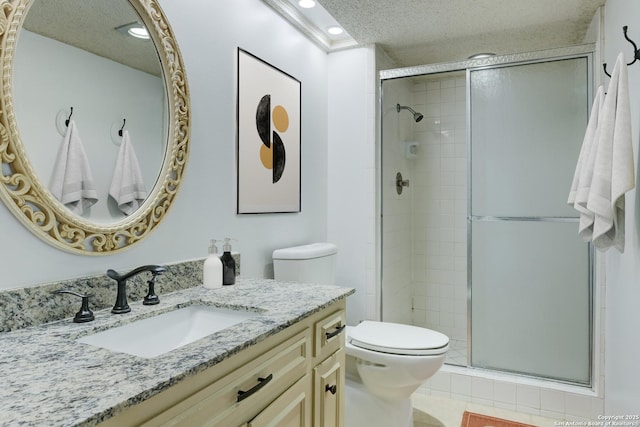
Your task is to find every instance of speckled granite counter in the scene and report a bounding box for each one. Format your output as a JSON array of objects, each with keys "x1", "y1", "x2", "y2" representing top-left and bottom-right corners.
[{"x1": 0, "y1": 278, "x2": 354, "y2": 426}]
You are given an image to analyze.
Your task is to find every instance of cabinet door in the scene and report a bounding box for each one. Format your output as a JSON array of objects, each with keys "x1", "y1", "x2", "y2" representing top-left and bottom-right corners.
[
  {"x1": 313, "y1": 349, "x2": 345, "y2": 427},
  {"x1": 247, "y1": 375, "x2": 311, "y2": 427}
]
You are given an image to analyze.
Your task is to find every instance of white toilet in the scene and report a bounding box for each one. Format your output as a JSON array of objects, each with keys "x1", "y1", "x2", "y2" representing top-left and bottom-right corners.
[{"x1": 272, "y1": 243, "x2": 449, "y2": 427}]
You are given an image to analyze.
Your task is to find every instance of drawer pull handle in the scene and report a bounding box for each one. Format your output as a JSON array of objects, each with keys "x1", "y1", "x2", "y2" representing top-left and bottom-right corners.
[
  {"x1": 325, "y1": 384, "x2": 337, "y2": 395},
  {"x1": 325, "y1": 324, "x2": 346, "y2": 340},
  {"x1": 237, "y1": 374, "x2": 273, "y2": 402}
]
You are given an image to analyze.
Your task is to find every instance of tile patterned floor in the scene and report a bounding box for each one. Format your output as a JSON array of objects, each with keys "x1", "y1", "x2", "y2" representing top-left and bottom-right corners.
[{"x1": 412, "y1": 394, "x2": 559, "y2": 427}]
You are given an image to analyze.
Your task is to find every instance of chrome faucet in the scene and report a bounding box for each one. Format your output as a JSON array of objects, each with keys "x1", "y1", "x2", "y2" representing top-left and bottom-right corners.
[{"x1": 107, "y1": 265, "x2": 167, "y2": 314}]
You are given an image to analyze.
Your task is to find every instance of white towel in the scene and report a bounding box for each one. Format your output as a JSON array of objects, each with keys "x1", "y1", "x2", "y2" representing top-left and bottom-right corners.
[
  {"x1": 569, "y1": 85, "x2": 605, "y2": 241},
  {"x1": 50, "y1": 120, "x2": 98, "y2": 215},
  {"x1": 587, "y1": 53, "x2": 635, "y2": 252},
  {"x1": 109, "y1": 130, "x2": 147, "y2": 215}
]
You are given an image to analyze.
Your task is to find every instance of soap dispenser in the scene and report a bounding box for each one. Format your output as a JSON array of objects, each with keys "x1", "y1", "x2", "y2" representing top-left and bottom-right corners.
[
  {"x1": 220, "y1": 238, "x2": 236, "y2": 285},
  {"x1": 203, "y1": 239, "x2": 223, "y2": 289}
]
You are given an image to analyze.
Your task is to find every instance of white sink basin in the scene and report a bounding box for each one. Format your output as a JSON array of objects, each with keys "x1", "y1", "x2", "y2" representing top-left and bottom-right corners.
[{"x1": 77, "y1": 305, "x2": 257, "y2": 358}]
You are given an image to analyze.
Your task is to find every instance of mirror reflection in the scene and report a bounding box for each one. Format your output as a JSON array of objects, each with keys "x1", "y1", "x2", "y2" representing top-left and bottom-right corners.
[{"x1": 13, "y1": 0, "x2": 166, "y2": 224}]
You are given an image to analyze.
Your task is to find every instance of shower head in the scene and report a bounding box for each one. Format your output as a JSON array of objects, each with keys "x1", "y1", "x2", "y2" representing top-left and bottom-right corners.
[{"x1": 396, "y1": 104, "x2": 424, "y2": 122}]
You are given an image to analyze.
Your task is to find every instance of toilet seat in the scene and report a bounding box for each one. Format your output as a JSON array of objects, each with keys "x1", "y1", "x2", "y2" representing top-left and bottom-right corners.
[{"x1": 349, "y1": 321, "x2": 449, "y2": 356}]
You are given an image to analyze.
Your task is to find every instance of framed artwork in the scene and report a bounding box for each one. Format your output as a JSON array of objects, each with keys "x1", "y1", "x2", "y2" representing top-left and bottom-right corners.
[{"x1": 236, "y1": 48, "x2": 301, "y2": 214}]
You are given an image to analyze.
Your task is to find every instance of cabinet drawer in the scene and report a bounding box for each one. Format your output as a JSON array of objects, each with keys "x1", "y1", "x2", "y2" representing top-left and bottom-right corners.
[
  {"x1": 143, "y1": 329, "x2": 310, "y2": 426},
  {"x1": 313, "y1": 310, "x2": 346, "y2": 359},
  {"x1": 245, "y1": 374, "x2": 311, "y2": 427}
]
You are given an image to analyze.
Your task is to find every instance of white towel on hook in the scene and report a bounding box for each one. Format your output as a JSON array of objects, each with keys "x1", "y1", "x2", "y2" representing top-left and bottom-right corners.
[
  {"x1": 109, "y1": 130, "x2": 147, "y2": 215},
  {"x1": 50, "y1": 119, "x2": 98, "y2": 215},
  {"x1": 569, "y1": 85, "x2": 605, "y2": 242},
  {"x1": 587, "y1": 52, "x2": 635, "y2": 252}
]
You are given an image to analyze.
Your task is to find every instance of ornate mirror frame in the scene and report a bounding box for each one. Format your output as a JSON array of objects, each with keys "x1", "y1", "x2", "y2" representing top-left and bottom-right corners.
[{"x1": 0, "y1": 0, "x2": 190, "y2": 255}]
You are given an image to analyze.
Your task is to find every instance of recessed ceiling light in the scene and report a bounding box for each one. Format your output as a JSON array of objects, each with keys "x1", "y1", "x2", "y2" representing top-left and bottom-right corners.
[
  {"x1": 115, "y1": 22, "x2": 149, "y2": 40},
  {"x1": 327, "y1": 26, "x2": 344, "y2": 35},
  {"x1": 298, "y1": 0, "x2": 316, "y2": 8},
  {"x1": 468, "y1": 52, "x2": 496, "y2": 59}
]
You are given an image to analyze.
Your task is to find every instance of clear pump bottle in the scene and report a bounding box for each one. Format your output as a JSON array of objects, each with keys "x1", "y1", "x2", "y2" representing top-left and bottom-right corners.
[{"x1": 203, "y1": 239, "x2": 223, "y2": 289}]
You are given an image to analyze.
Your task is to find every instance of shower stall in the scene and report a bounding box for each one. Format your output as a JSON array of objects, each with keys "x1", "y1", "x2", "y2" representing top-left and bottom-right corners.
[{"x1": 379, "y1": 45, "x2": 594, "y2": 386}]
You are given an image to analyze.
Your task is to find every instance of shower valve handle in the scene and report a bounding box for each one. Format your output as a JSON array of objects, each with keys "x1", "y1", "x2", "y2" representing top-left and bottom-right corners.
[{"x1": 396, "y1": 172, "x2": 410, "y2": 194}]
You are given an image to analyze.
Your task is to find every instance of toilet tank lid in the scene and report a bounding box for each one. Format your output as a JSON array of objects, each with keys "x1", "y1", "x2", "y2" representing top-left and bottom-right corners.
[{"x1": 272, "y1": 243, "x2": 337, "y2": 260}]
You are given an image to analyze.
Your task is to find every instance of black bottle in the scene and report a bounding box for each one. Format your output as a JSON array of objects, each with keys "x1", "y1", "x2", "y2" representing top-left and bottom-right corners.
[{"x1": 221, "y1": 238, "x2": 236, "y2": 285}]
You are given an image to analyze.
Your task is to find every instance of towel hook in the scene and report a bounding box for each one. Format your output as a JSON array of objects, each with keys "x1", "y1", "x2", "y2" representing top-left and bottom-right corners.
[
  {"x1": 118, "y1": 119, "x2": 126, "y2": 137},
  {"x1": 65, "y1": 107, "x2": 74, "y2": 127},
  {"x1": 603, "y1": 25, "x2": 640, "y2": 77}
]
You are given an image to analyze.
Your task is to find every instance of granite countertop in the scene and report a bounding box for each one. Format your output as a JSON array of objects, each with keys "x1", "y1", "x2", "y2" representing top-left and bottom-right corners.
[{"x1": 0, "y1": 278, "x2": 354, "y2": 426}]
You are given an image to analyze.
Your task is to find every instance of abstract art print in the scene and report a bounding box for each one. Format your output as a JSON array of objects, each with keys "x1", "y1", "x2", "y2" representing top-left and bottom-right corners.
[{"x1": 237, "y1": 48, "x2": 301, "y2": 213}]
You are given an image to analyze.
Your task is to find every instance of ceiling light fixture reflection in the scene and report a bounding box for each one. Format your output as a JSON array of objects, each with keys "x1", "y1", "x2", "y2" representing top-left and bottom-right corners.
[
  {"x1": 115, "y1": 22, "x2": 150, "y2": 40},
  {"x1": 468, "y1": 52, "x2": 496, "y2": 59},
  {"x1": 298, "y1": 0, "x2": 316, "y2": 8},
  {"x1": 128, "y1": 27, "x2": 149, "y2": 39},
  {"x1": 327, "y1": 26, "x2": 344, "y2": 35}
]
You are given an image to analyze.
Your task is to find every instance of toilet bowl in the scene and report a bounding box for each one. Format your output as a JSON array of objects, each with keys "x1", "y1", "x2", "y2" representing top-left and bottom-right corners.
[
  {"x1": 346, "y1": 321, "x2": 448, "y2": 401},
  {"x1": 272, "y1": 243, "x2": 449, "y2": 427}
]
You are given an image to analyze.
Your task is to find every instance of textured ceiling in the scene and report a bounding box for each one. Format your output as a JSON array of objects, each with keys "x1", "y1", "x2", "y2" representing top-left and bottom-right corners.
[
  {"x1": 316, "y1": 0, "x2": 605, "y2": 66},
  {"x1": 22, "y1": 0, "x2": 161, "y2": 76}
]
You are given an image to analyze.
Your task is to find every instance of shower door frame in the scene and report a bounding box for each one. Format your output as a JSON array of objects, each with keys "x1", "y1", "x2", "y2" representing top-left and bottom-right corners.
[{"x1": 379, "y1": 44, "x2": 596, "y2": 387}]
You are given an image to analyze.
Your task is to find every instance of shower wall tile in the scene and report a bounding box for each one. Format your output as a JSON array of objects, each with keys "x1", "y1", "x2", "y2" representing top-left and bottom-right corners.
[
  {"x1": 412, "y1": 82, "x2": 426, "y2": 92},
  {"x1": 564, "y1": 393, "x2": 594, "y2": 419},
  {"x1": 517, "y1": 384, "x2": 541, "y2": 410},
  {"x1": 427, "y1": 81, "x2": 441, "y2": 91},
  {"x1": 451, "y1": 373, "x2": 472, "y2": 396},
  {"x1": 427, "y1": 89, "x2": 441, "y2": 104},
  {"x1": 419, "y1": 368, "x2": 603, "y2": 420},
  {"x1": 494, "y1": 380, "x2": 517, "y2": 404},
  {"x1": 424, "y1": 103, "x2": 441, "y2": 117},
  {"x1": 380, "y1": 76, "x2": 413, "y2": 324},
  {"x1": 471, "y1": 377, "x2": 494, "y2": 401},
  {"x1": 409, "y1": 73, "x2": 468, "y2": 343},
  {"x1": 429, "y1": 371, "x2": 452, "y2": 393},
  {"x1": 441, "y1": 78, "x2": 456, "y2": 89},
  {"x1": 441, "y1": 87, "x2": 457, "y2": 102},
  {"x1": 540, "y1": 388, "x2": 565, "y2": 414}
]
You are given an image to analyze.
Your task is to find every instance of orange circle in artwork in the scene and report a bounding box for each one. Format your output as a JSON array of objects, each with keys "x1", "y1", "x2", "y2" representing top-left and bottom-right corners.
[
  {"x1": 272, "y1": 105, "x2": 289, "y2": 133},
  {"x1": 260, "y1": 143, "x2": 273, "y2": 169}
]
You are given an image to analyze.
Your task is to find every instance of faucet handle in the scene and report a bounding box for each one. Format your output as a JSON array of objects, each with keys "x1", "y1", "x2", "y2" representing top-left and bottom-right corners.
[
  {"x1": 143, "y1": 266, "x2": 166, "y2": 305},
  {"x1": 52, "y1": 290, "x2": 95, "y2": 323},
  {"x1": 143, "y1": 275, "x2": 160, "y2": 305}
]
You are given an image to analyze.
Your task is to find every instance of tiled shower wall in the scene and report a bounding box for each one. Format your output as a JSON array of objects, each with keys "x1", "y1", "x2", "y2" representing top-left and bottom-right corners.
[
  {"x1": 380, "y1": 75, "x2": 414, "y2": 325},
  {"x1": 410, "y1": 74, "x2": 468, "y2": 360}
]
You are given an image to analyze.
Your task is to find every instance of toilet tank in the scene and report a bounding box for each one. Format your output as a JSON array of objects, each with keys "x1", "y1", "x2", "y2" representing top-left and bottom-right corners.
[{"x1": 272, "y1": 243, "x2": 337, "y2": 285}]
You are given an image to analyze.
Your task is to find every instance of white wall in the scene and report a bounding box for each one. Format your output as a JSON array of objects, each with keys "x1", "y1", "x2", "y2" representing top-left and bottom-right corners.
[
  {"x1": 327, "y1": 46, "x2": 377, "y2": 325},
  {"x1": 603, "y1": 0, "x2": 640, "y2": 413},
  {"x1": 0, "y1": 0, "x2": 329, "y2": 290}
]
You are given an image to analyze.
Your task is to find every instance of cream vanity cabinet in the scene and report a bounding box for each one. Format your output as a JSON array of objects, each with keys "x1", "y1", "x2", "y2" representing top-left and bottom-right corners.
[{"x1": 100, "y1": 300, "x2": 346, "y2": 427}]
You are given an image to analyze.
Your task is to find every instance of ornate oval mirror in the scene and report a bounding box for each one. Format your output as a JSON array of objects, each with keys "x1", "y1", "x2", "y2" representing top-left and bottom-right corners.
[{"x1": 0, "y1": 0, "x2": 190, "y2": 255}]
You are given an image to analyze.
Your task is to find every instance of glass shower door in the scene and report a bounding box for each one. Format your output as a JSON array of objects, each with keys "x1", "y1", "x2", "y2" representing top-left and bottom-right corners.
[{"x1": 469, "y1": 57, "x2": 592, "y2": 384}]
